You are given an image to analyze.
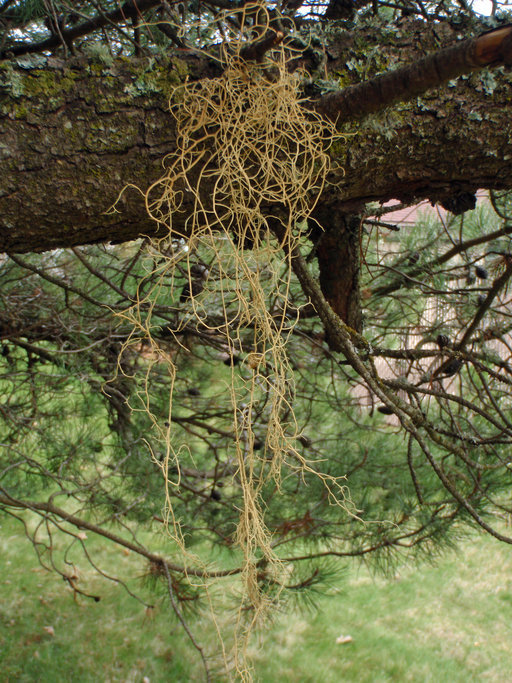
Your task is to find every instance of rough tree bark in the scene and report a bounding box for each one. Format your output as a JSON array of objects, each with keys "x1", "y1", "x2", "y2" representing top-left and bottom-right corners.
[
  {"x1": 2, "y1": 18, "x2": 512, "y2": 330},
  {"x1": 1, "y1": 18, "x2": 512, "y2": 255}
]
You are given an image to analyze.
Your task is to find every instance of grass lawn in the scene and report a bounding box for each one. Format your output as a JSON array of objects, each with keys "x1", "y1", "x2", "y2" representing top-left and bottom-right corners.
[
  {"x1": 253, "y1": 535, "x2": 512, "y2": 682},
  {"x1": 1, "y1": 515, "x2": 512, "y2": 682}
]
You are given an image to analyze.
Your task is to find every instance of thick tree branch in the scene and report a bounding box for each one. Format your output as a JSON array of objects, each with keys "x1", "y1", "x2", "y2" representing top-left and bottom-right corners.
[
  {"x1": 2, "y1": 20, "x2": 512, "y2": 253},
  {"x1": 315, "y1": 24, "x2": 512, "y2": 121}
]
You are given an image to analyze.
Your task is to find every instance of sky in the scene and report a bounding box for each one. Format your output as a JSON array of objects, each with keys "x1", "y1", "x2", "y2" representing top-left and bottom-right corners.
[
  {"x1": 472, "y1": 0, "x2": 507, "y2": 13},
  {"x1": 473, "y1": 0, "x2": 490, "y2": 11}
]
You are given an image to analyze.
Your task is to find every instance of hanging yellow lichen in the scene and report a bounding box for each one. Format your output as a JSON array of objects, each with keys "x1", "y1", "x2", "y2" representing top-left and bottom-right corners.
[{"x1": 114, "y1": 4, "x2": 354, "y2": 678}]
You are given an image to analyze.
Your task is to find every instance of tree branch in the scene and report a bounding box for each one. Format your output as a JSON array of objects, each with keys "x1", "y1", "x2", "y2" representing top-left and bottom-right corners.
[
  {"x1": 0, "y1": 0, "x2": 165, "y2": 59},
  {"x1": 314, "y1": 24, "x2": 512, "y2": 122},
  {"x1": 457, "y1": 259, "x2": 512, "y2": 350},
  {"x1": 0, "y1": 492, "x2": 241, "y2": 579},
  {"x1": 2, "y1": 21, "x2": 512, "y2": 253}
]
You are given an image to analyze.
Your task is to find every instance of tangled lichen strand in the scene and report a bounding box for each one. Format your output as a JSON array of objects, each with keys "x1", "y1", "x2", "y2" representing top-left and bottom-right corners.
[
  {"x1": 146, "y1": 55, "x2": 336, "y2": 242},
  {"x1": 116, "y1": 18, "x2": 352, "y2": 678}
]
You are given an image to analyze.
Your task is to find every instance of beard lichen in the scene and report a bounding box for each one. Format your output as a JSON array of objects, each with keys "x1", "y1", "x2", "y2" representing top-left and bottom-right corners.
[{"x1": 115, "y1": 5, "x2": 354, "y2": 677}]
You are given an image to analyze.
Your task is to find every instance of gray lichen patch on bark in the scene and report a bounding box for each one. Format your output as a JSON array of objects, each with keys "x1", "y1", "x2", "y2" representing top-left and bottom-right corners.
[{"x1": 0, "y1": 56, "x2": 188, "y2": 252}]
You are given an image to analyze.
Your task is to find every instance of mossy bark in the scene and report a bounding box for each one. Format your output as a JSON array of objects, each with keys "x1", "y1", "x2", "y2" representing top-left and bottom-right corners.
[{"x1": 1, "y1": 18, "x2": 512, "y2": 253}]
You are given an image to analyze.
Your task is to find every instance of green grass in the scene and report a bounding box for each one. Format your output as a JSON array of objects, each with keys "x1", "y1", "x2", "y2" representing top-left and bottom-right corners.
[
  {"x1": 0, "y1": 517, "x2": 196, "y2": 683},
  {"x1": 2, "y1": 514, "x2": 512, "y2": 682},
  {"x1": 253, "y1": 540, "x2": 512, "y2": 682}
]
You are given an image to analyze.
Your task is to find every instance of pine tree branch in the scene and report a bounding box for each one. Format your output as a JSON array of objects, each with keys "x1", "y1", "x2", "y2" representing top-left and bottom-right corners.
[
  {"x1": 315, "y1": 25, "x2": 512, "y2": 122},
  {"x1": 0, "y1": 491, "x2": 241, "y2": 579},
  {"x1": 372, "y1": 224, "x2": 512, "y2": 299},
  {"x1": 456, "y1": 259, "x2": 512, "y2": 350},
  {"x1": 0, "y1": 0, "x2": 164, "y2": 58}
]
